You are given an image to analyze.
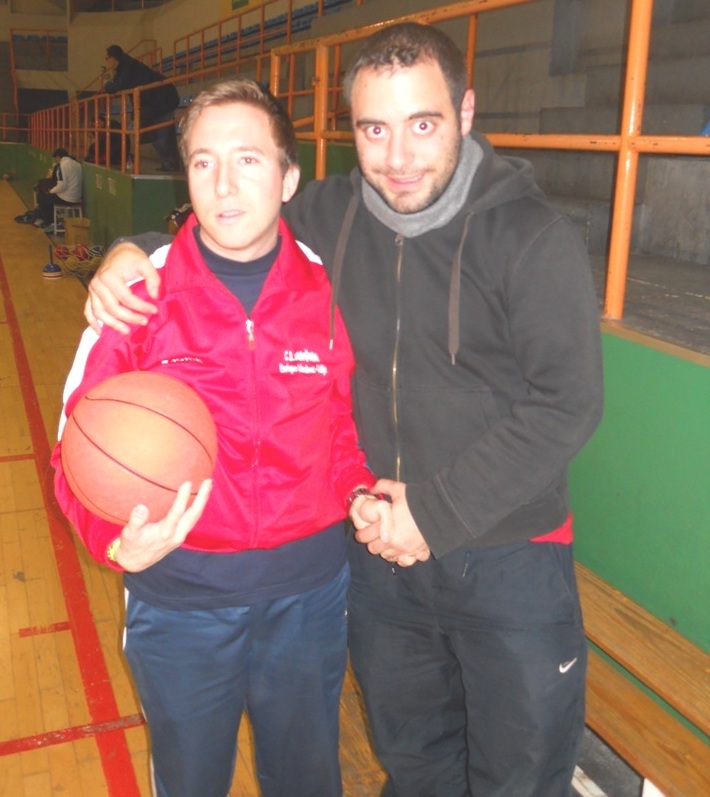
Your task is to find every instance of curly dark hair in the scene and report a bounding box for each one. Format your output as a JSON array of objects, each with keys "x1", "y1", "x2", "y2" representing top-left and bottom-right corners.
[{"x1": 343, "y1": 22, "x2": 468, "y2": 113}]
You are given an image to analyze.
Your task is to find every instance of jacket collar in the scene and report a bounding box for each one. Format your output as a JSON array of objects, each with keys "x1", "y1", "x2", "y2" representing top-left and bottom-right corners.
[{"x1": 164, "y1": 212, "x2": 313, "y2": 294}]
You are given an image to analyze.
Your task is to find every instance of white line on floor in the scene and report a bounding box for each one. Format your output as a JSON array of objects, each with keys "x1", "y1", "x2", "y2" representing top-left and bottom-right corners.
[{"x1": 573, "y1": 765, "x2": 610, "y2": 797}]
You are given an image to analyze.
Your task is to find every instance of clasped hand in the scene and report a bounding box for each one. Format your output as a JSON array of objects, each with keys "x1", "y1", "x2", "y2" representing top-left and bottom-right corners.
[{"x1": 349, "y1": 479, "x2": 431, "y2": 568}]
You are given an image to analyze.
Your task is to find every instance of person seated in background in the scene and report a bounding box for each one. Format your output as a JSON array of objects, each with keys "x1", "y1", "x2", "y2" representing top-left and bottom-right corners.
[
  {"x1": 33, "y1": 147, "x2": 83, "y2": 232},
  {"x1": 33, "y1": 160, "x2": 60, "y2": 199},
  {"x1": 14, "y1": 157, "x2": 62, "y2": 226}
]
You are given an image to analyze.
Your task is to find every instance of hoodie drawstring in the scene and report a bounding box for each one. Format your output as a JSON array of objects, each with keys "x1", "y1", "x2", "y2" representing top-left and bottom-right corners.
[
  {"x1": 329, "y1": 192, "x2": 360, "y2": 348},
  {"x1": 449, "y1": 212, "x2": 475, "y2": 365},
  {"x1": 329, "y1": 188, "x2": 474, "y2": 368}
]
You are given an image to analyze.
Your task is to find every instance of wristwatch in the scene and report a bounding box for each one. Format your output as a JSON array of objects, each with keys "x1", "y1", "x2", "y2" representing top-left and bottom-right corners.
[
  {"x1": 106, "y1": 538, "x2": 121, "y2": 563},
  {"x1": 346, "y1": 486, "x2": 373, "y2": 509}
]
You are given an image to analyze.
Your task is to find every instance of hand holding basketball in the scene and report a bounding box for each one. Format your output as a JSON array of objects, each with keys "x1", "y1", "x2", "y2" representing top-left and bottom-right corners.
[{"x1": 113, "y1": 478, "x2": 213, "y2": 572}]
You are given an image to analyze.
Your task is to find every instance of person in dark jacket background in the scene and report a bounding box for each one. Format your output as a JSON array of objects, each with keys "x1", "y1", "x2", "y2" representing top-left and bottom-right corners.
[
  {"x1": 84, "y1": 23, "x2": 604, "y2": 797},
  {"x1": 104, "y1": 44, "x2": 180, "y2": 171}
]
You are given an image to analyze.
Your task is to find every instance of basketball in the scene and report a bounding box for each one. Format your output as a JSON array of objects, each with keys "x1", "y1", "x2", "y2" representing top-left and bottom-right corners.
[{"x1": 60, "y1": 371, "x2": 218, "y2": 524}]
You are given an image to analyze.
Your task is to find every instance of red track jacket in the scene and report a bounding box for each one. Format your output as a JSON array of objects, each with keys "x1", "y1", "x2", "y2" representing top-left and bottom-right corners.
[{"x1": 52, "y1": 214, "x2": 375, "y2": 566}]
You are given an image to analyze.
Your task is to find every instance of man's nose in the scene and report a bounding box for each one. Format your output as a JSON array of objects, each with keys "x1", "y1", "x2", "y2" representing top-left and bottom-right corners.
[
  {"x1": 215, "y1": 163, "x2": 237, "y2": 196},
  {"x1": 386, "y1": 130, "x2": 411, "y2": 169}
]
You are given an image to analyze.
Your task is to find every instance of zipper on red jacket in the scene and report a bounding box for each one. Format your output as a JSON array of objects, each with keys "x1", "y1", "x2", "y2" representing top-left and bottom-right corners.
[
  {"x1": 393, "y1": 234, "x2": 404, "y2": 481},
  {"x1": 246, "y1": 317, "x2": 261, "y2": 546}
]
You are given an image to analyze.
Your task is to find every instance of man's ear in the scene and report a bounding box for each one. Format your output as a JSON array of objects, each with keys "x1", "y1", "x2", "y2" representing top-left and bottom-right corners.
[
  {"x1": 460, "y1": 89, "x2": 475, "y2": 137},
  {"x1": 282, "y1": 164, "x2": 301, "y2": 203}
]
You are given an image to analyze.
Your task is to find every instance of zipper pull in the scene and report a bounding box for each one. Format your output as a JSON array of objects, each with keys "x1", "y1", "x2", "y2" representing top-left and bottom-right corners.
[{"x1": 246, "y1": 319, "x2": 255, "y2": 350}]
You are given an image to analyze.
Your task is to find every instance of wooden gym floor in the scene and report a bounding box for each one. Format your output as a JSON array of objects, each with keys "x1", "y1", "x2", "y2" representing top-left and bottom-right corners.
[{"x1": 0, "y1": 180, "x2": 386, "y2": 796}]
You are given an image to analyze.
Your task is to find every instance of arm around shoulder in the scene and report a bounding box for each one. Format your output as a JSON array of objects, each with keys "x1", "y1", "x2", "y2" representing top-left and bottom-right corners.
[{"x1": 85, "y1": 234, "x2": 172, "y2": 334}]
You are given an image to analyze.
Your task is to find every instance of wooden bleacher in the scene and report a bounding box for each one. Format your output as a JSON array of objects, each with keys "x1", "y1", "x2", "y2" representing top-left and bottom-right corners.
[{"x1": 576, "y1": 563, "x2": 710, "y2": 797}]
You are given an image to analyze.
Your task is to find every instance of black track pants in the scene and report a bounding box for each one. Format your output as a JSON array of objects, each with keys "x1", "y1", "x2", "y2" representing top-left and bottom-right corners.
[{"x1": 348, "y1": 541, "x2": 587, "y2": 797}]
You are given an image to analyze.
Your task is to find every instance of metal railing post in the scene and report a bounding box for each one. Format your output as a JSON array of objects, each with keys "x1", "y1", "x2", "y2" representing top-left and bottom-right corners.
[
  {"x1": 313, "y1": 43, "x2": 330, "y2": 180},
  {"x1": 604, "y1": 0, "x2": 654, "y2": 320}
]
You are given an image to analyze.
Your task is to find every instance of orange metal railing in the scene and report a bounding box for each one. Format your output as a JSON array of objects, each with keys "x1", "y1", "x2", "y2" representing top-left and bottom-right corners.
[
  {"x1": 269, "y1": 0, "x2": 710, "y2": 321},
  {"x1": 27, "y1": 50, "x2": 275, "y2": 173},
  {"x1": 75, "y1": 0, "x2": 169, "y2": 9},
  {"x1": 10, "y1": 0, "x2": 710, "y2": 322},
  {"x1": 0, "y1": 113, "x2": 30, "y2": 144},
  {"x1": 9, "y1": 31, "x2": 19, "y2": 120},
  {"x1": 9, "y1": 29, "x2": 70, "y2": 120},
  {"x1": 169, "y1": 0, "x2": 362, "y2": 80},
  {"x1": 23, "y1": 3, "x2": 368, "y2": 171}
]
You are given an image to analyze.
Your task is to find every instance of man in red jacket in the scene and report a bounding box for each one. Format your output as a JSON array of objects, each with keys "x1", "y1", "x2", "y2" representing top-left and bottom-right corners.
[{"x1": 53, "y1": 79, "x2": 390, "y2": 797}]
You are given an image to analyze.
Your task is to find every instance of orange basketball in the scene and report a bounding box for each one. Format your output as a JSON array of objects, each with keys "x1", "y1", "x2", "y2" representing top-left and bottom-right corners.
[{"x1": 61, "y1": 371, "x2": 218, "y2": 524}]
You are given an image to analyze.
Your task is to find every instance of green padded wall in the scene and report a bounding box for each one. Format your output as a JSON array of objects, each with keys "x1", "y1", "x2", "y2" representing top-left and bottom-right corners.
[
  {"x1": 571, "y1": 331, "x2": 710, "y2": 652},
  {"x1": 82, "y1": 163, "x2": 189, "y2": 247}
]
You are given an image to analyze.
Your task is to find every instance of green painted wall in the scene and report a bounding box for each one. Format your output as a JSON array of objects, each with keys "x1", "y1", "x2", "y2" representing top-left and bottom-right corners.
[
  {"x1": 131, "y1": 175, "x2": 190, "y2": 237},
  {"x1": 296, "y1": 140, "x2": 357, "y2": 189},
  {"x1": 82, "y1": 163, "x2": 189, "y2": 248},
  {"x1": 2, "y1": 144, "x2": 190, "y2": 248},
  {"x1": 1, "y1": 142, "x2": 51, "y2": 184},
  {"x1": 571, "y1": 331, "x2": 710, "y2": 652}
]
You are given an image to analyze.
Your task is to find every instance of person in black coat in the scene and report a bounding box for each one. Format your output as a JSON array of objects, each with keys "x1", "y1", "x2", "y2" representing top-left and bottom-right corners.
[{"x1": 104, "y1": 44, "x2": 180, "y2": 171}]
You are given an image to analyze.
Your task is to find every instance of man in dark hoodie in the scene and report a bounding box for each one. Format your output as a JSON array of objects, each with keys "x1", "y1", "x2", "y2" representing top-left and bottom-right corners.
[
  {"x1": 104, "y1": 44, "x2": 180, "y2": 171},
  {"x1": 84, "y1": 23, "x2": 603, "y2": 797}
]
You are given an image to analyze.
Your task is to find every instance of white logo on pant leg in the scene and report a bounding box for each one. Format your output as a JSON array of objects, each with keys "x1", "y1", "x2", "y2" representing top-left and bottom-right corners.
[{"x1": 559, "y1": 657, "x2": 578, "y2": 673}]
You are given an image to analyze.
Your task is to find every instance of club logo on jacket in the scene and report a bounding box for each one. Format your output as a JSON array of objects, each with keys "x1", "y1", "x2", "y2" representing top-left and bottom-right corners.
[{"x1": 280, "y1": 349, "x2": 328, "y2": 376}]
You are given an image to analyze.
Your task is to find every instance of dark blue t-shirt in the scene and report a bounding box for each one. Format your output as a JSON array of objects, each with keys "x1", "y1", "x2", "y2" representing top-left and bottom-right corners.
[{"x1": 124, "y1": 228, "x2": 347, "y2": 610}]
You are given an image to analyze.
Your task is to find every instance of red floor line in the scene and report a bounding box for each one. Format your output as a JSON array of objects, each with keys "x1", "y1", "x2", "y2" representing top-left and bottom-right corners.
[
  {"x1": 0, "y1": 714, "x2": 146, "y2": 757},
  {"x1": 19, "y1": 621, "x2": 72, "y2": 637},
  {"x1": 0, "y1": 255, "x2": 142, "y2": 797},
  {"x1": 0, "y1": 453, "x2": 35, "y2": 463}
]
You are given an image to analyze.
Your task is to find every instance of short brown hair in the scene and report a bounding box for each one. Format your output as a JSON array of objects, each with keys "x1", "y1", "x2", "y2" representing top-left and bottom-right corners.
[
  {"x1": 343, "y1": 22, "x2": 468, "y2": 113},
  {"x1": 178, "y1": 79, "x2": 298, "y2": 171}
]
